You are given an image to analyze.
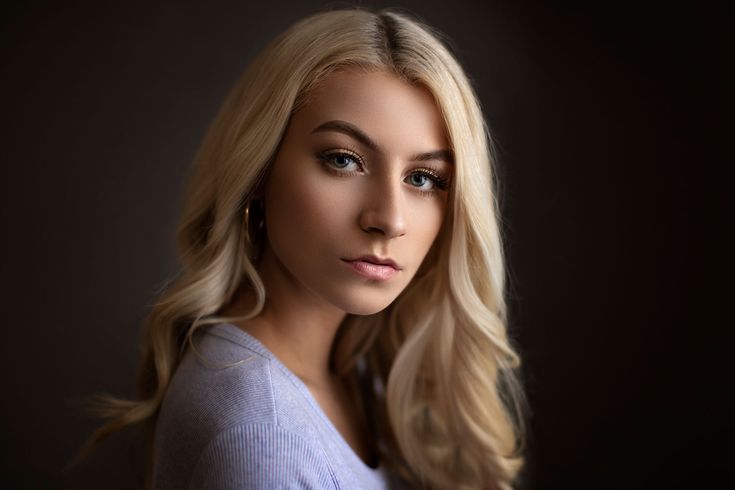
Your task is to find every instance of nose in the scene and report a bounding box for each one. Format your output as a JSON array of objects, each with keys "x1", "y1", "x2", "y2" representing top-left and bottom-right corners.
[{"x1": 358, "y1": 178, "x2": 407, "y2": 239}]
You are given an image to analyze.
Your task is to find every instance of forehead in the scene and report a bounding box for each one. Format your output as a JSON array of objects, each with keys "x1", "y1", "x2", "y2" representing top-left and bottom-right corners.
[{"x1": 291, "y1": 69, "x2": 449, "y2": 152}]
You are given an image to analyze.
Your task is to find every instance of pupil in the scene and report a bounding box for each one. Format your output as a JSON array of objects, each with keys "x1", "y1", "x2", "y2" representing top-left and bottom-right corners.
[
  {"x1": 336, "y1": 155, "x2": 350, "y2": 167},
  {"x1": 412, "y1": 174, "x2": 427, "y2": 186}
]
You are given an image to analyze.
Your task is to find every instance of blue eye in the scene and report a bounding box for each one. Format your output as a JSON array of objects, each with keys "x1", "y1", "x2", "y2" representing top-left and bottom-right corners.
[
  {"x1": 406, "y1": 169, "x2": 449, "y2": 193},
  {"x1": 318, "y1": 150, "x2": 363, "y2": 172},
  {"x1": 408, "y1": 173, "x2": 432, "y2": 189},
  {"x1": 332, "y1": 153, "x2": 357, "y2": 169}
]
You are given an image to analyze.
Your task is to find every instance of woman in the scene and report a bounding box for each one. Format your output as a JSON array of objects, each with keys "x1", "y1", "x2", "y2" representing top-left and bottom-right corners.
[{"x1": 84, "y1": 7, "x2": 526, "y2": 490}]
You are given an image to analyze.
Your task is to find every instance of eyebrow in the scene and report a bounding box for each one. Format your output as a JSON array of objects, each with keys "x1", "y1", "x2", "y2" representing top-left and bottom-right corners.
[
  {"x1": 410, "y1": 149, "x2": 454, "y2": 164},
  {"x1": 311, "y1": 119, "x2": 453, "y2": 164}
]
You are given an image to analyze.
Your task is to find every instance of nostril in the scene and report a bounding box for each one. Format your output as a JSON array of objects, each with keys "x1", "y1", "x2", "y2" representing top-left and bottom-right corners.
[{"x1": 360, "y1": 219, "x2": 406, "y2": 239}]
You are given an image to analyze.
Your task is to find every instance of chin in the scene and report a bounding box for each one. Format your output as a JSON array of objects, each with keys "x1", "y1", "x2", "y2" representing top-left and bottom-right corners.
[{"x1": 329, "y1": 288, "x2": 400, "y2": 316}]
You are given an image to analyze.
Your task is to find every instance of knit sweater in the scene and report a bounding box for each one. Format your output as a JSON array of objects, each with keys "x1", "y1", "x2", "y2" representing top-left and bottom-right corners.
[{"x1": 152, "y1": 323, "x2": 395, "y2": 489}]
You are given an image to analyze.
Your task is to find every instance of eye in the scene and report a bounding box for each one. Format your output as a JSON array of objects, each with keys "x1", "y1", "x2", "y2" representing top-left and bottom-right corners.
[
  {"x1": 405, "y1": 169, "x2": 450, "y2": 193},
  {"x1": 407, "y1": 173, "x2": 432, "y2": 189},
  {"x1": 318, "y1": 150, "x2": 363, "y2": 172}
]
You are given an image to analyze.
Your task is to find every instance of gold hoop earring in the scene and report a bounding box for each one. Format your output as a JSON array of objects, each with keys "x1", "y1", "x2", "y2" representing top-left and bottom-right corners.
[{"x1": 244, "y1": 199, "x2": 265, "y2": 255}]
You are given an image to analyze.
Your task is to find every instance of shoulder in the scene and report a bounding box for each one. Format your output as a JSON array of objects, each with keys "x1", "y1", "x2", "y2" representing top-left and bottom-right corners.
[
  {"x1": 158, "y1": 324, "x2": 323, "y2": 433},
  {"x1": 153, "y1": 324, "x2": 336, "y2": 489},
  {"x1": 159, "y1": 326, "x2": 279, "y2": 432},
  {"x1": 187, "y1": 423, "x2": 337, "y2": 490}
]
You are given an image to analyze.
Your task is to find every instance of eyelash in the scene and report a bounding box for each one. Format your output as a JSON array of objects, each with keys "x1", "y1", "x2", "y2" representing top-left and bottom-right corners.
[
  {"x1": 316, "y1": 149, "x2": 451, "y2": 195},
  {"x1": 318, "y1": 148, "x2": 365, "y2": 172}
]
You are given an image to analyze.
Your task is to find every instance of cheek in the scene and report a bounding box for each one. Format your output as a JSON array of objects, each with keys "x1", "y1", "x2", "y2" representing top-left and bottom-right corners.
[
  {"x1": 409, "y1": 198, "x2": 446, "y2": 247},
  {"x1": 264, "y1": 163, "x2": 354, "y2": 249}
]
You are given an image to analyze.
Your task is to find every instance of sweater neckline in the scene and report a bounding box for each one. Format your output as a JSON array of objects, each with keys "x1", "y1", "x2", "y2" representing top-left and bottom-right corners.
[{"x1": 205, "y1": 322, "x2": 384, "y2": 475}]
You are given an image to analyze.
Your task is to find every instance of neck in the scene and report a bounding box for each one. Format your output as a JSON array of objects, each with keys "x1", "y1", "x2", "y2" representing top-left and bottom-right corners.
[{"x1": 228, "y1": 245, "x2": 347, "y2": 387}]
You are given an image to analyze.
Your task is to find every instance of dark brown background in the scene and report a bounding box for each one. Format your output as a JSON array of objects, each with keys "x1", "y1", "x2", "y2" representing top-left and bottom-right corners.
[{"x1": 0, "y1": 0, "x2": 729, "y2": 489}]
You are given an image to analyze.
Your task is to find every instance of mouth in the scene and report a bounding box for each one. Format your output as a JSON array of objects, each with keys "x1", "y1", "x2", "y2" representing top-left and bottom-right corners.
[{"x1": 341, "y1": 255, "x2": 401, "y2": 281}]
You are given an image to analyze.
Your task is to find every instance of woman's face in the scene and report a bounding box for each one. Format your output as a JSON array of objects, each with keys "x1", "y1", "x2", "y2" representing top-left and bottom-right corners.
[{"x1": 261, "y1": 69, "x2": 452, "y2": 315}]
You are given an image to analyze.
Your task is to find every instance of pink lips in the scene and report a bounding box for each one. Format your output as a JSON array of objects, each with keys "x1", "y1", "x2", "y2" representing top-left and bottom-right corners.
[{"x1": 342, "y1": 257, "x2": 400, "y2": 281}]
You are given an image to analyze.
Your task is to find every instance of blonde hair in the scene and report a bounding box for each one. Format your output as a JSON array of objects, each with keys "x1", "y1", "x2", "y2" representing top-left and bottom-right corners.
[{"x1": 81, "y1": 8, "x2": 526, "y2": 489}]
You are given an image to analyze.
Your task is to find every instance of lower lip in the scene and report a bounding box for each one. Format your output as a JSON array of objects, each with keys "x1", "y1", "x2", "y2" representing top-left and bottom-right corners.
[{"x1": 342, "y1": 260, "x2": 398, "y2": 281}]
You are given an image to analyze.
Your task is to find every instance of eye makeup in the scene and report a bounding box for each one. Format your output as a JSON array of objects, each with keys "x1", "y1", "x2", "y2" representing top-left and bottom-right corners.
[
  {"x1": 409, "y1": 167, "x2": 450, "y2": 192},
  {"x1": 316, "y1": 148, "x2": 365, "y2": 174},
  {"x1": 315, "y1": 147, "x2": 452, "y2": 195}
]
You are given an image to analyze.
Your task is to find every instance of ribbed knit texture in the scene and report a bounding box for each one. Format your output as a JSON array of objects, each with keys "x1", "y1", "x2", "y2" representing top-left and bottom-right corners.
[{"x1": 153, "y1": 323, "x2": 396, "y2": 489}]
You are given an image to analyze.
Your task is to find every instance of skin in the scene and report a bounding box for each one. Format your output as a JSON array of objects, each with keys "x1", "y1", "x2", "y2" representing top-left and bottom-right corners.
[{"x1": 228, "y1": 68, "x2": 452, "y2": 464}]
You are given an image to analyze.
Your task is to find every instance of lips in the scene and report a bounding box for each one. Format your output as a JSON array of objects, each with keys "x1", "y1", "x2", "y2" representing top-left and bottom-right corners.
[
  {"x1": 341, "y1": 255, "x2": 401, "y2": 281},
  {"x1": 349, "y1": 255, "x2": 401, "y2": 270}
]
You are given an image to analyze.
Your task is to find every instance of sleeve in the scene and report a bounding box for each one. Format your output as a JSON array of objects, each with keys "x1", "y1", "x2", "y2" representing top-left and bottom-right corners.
[{"x1": 187, "y1": 423, "x2": 337, "y2": 490}]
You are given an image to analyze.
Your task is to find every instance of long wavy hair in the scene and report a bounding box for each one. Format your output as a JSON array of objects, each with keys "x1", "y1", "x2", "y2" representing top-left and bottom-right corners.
[{"x1": 81, "y1": 8, "x2": 526, "y2": 490}]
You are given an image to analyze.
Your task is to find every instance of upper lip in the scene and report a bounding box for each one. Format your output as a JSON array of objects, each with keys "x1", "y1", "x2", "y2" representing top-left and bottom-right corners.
[{"x1": 343, "y1": 254, "x2": 402, "y2": 270}]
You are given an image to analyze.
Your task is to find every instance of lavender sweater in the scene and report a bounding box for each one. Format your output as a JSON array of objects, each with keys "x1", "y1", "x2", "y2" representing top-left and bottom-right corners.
[{"x1": 152, "y1": 323, "x2": 396, "y2": 489}]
